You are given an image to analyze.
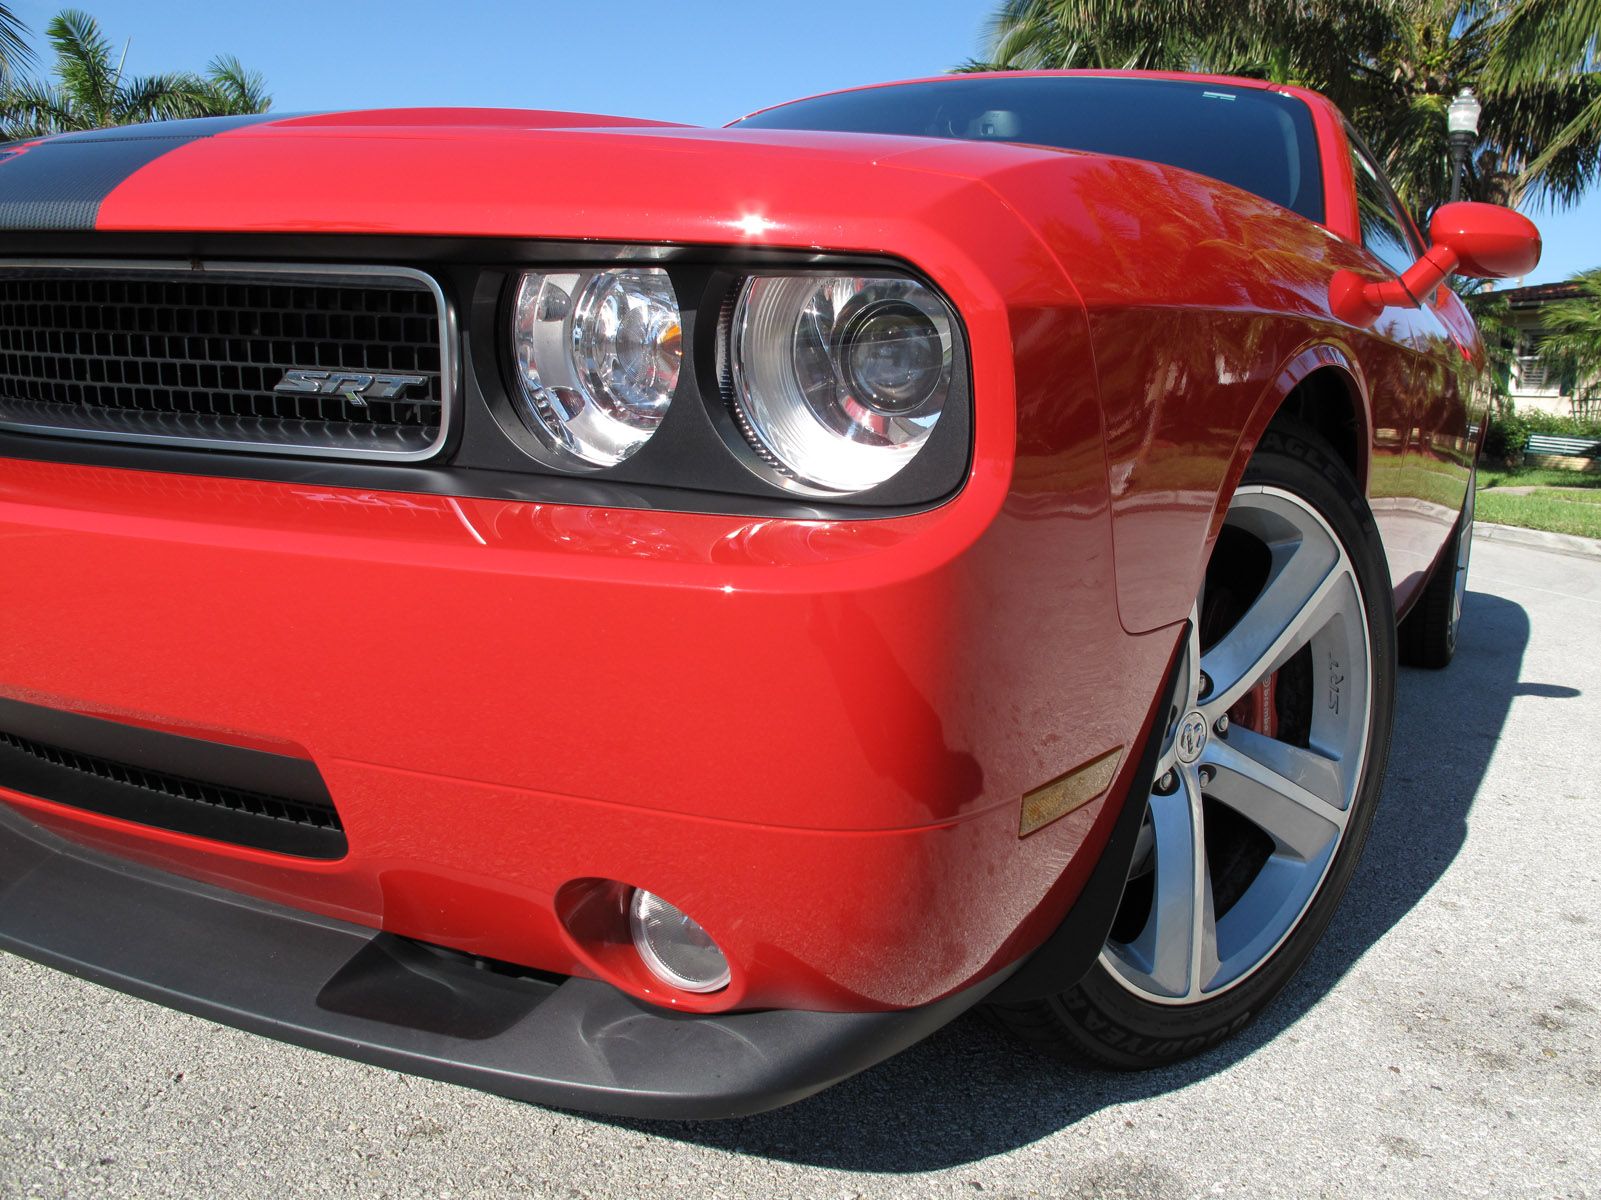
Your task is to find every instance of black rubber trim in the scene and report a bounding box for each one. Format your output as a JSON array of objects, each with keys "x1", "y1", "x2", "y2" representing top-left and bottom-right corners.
[
  {"x1": 0, "y1": 433, "x2": 868, "y2": 519},
  {"x1": 0, "y1": 696, "x2": 343, "y2": 860},
  {"x1": 987, "y1": 626, "x2": 1188, "y2": 1004},
  {"x1": 0, "y1": 804, "x2": 1015, "y2": 1119},
  {"x1": 0, "y1": 116, "x2": 280, "y2": 231}
]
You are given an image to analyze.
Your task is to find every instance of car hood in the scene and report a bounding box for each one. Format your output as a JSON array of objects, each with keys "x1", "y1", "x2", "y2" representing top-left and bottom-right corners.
[{"x1": 0, "y1": 107, "x2": 1078, "y2": 250}]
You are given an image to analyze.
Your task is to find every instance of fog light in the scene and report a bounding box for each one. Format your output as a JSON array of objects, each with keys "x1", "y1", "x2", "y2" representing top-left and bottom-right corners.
[{"x1": 629, "y1": 889, "x2": 730, "y2": 993}]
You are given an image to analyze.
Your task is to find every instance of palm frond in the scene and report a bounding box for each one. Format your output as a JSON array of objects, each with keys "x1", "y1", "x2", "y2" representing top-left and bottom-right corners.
[
  {"x1": 0, "y1": 3, "x2": 32, "y2": 84},
  {"x1": 0, "y1": 78, "x2": 77, "y2": 139},
  {"x1": 1485, "y1": 0, "x2": 1601, "y2": 86},
  {"x1": 982, "y1": 0, "x2": 1053, "y2": 65},
  {"x1": 1513, "y1": 87, "x2": 1601, "y2": 203},
  {"x1": 1, "y1": 12, "x2": 271, "y2": 135},
  {"x1": 115, "y1": 73, "x2": 210, "y2": 125},
  {"x1": 1365, "y1": 90, "x2": 1453, "y2": 221},
  {"x1": 202, "y1": 54, "x2": 270, "y2": 114},
  {"x1": 1538, "y1": 267, "x2": 1601, "y2": 383},
  {"x1": 46, "y1": 8, "x2": 116, "y2": 124}
]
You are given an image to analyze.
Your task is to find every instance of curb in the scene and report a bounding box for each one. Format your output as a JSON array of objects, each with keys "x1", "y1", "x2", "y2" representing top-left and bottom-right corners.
[{"x1": 1474, "y1": 521, "x2": 1601, "y2": 562}]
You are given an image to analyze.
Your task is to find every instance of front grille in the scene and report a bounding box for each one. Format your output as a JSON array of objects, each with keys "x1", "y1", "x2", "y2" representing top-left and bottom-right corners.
[{"x1": 0, "y1": 263, "x2": 450, "y2": 459}]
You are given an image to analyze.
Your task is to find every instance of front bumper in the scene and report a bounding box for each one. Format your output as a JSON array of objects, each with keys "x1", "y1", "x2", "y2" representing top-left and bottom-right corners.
[
  {"x1": 0, "y1": 454, "x2": 1168, "y2": 1013},
  {"x1": 0, "y1": 802, "x2": 1011, "y2": 1119}
]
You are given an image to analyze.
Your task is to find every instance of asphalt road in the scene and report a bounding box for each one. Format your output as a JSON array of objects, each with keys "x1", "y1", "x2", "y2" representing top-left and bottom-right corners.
[{"x1": 3, "y1": 534, "x2": 1598, "y2": 1200}]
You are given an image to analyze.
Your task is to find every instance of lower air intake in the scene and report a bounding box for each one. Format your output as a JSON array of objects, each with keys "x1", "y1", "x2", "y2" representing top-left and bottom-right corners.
[{"x1": 0, "y1": 697, "x2": 345, "y2": 860}]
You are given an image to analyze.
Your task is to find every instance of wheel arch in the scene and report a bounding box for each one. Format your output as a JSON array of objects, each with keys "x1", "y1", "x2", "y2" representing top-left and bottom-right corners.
[{"x1": 1208, "y1": 345, "x2": 1373, "y2": 553}]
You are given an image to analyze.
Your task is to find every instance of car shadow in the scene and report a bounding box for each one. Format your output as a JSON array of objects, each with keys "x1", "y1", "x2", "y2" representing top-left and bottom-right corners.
[{"x1": 606, "y1": 589, "x2": 1549, "y2": 1171}]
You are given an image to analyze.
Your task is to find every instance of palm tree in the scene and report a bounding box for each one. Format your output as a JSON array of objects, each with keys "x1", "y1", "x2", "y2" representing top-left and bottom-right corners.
[
  {"x1": 966, "y1": 0, "x2": 1601, "y2": 222},
  {"x1": 0, "y1": 9, "x2": 270, "y2": 141},
  {"x1": 1539, "y1": 268, "x2": 1601, "y2": 404}
]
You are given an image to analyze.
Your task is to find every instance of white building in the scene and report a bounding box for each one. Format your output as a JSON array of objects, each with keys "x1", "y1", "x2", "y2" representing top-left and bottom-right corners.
[{"x1": 1497, "y1": 280, "x2": 1597, "y2": 419}]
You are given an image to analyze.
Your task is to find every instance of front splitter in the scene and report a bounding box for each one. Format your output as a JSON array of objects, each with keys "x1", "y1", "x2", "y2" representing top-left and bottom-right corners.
[{"x1": 0, "y1": 802, "x2": 1011, "y2": 1120}]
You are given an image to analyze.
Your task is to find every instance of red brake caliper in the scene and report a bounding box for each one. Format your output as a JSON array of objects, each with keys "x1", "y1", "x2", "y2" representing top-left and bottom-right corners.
[{"x1": 1227, "y1": 672, "x2": 1279, "y2": 738}]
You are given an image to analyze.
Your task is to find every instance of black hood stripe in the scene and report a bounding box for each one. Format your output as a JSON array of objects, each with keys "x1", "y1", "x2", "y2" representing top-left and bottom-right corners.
[{"x1": 0, "y1": 114, "x2": 283, "y2": 232}]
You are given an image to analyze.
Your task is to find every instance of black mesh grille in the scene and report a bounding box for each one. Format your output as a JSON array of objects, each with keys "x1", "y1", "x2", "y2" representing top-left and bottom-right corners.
[
  {"x1": 0, "y1": 267, "x2": 446, "y2": 457},
  {"x1": 0, "y1": 725, "x2": 346, "y2": 859}
]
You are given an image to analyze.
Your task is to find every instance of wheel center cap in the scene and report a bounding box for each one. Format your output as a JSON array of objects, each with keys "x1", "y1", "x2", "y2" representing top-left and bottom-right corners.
[{"x1": 1175, "y1": 711, "x2": 1208, "y2": 765}]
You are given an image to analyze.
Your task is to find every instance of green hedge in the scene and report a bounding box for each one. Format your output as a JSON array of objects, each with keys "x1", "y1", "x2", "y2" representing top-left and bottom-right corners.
[{"x1": 1483, "y1": 405, "x2": 1601, "y2": 461}]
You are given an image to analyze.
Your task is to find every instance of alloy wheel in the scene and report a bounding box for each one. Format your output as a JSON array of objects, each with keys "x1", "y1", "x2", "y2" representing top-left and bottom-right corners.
[{"x1": 1100, "y1": 485, "x2": 1375, "y2": 1004}]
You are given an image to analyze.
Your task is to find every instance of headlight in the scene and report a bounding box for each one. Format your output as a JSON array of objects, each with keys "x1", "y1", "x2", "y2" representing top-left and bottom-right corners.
[
  {"x1": 728, "y1": 275, "x2": 955, "y2": 494},
  {"x1": 511, "y1": 267, "x2": 681, "y2": 468}
]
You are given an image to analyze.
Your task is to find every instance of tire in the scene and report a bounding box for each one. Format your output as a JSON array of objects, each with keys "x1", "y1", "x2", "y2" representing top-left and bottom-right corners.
[
  {"x1": 991, "y1": 424, "x2": 1397, "y2": 1069},
  {"x1": 1398, "y1": 466, "x2": 1475, "y2": 669}
]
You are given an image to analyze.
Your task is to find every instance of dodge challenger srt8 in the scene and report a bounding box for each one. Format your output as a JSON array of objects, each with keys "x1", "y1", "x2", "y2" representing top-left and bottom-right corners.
[{"x1": 0, "y1": 71, "x2": 1539, "y2": 1118}]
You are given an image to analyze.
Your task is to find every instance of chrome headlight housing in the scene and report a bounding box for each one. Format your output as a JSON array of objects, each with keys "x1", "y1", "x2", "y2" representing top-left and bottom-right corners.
[
  {"x1": 511, "y1": 267, "x2": 682, "y2": 468},
  {"x1": 726, "y1": 275, "x2": 957, "y2": 495}
]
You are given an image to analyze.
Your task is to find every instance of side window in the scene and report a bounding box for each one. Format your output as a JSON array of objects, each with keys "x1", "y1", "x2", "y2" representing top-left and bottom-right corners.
[{"x1": 1349, "y1": 137, "x2": 1420, "y2": 276}]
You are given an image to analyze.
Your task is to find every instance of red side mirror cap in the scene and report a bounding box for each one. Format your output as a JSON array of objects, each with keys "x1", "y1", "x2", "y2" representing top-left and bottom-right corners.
[
  {"x1": 1332, "y1": 202, "x2": 1542, "y2": 326},
  {"x1": 1429, "y1": 202, "x2": 1542, "y2": 279}
]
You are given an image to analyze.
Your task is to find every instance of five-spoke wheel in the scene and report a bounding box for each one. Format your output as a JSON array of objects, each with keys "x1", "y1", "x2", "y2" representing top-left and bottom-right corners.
[
  {"x1": 991, "y1": 424, "x2": 1398, "y2": 1068},
  {"x1": 1102, "y1": 486, "x2": 1373, "y2": 1005}
]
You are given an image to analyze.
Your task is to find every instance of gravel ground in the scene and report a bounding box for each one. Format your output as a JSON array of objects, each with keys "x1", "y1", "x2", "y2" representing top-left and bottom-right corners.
[{"x1": 3, "y1": 535, "x2": 1598, "y2": 1200}]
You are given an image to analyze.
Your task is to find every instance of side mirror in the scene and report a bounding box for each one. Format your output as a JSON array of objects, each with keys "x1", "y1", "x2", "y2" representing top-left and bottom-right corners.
[
  {"x1": 1331, "y1": 202, "x2": 1542, "y2": 327},
  {"x1": 1430, "y1": 202, "x2": 1543, "y2": 278}
]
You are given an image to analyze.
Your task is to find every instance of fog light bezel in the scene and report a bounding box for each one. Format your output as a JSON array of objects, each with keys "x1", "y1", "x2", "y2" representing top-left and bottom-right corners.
[{"x1": 553, "y1": 877, "x2": 741, "y2": 1011}]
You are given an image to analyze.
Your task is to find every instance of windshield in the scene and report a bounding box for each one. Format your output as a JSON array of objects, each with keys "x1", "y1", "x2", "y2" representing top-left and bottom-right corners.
[{"x1": 737, "y1": 76, "x2": 1324, "y2": 223}]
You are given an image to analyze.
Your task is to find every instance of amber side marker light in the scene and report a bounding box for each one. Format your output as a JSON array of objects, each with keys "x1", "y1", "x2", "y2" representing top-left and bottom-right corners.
[{"x1": 1020, "y1": 747, "x2": 1124, "y2": 836}]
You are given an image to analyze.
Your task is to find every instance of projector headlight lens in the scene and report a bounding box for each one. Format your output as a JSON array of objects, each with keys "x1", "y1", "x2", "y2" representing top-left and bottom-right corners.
[
  {"x1": 629, "y1": 888, "x2": 731, "y2": 993},
  {"x1": 728, "y1": 275, "x2": 954, "y2": 494},
  {"x1": 512, "y1": 268, "x2": 681, "y2": 468}
]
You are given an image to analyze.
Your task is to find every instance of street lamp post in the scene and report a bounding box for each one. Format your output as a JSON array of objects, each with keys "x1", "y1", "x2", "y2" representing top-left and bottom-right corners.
[{"x1": 1447, "y1": 88, "x2": 1482, "y2": 204}]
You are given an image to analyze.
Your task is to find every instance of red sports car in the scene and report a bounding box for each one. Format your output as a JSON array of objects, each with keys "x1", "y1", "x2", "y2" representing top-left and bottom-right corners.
[{"x1": 0, "y1": 71, "x2": 1538, "y2": 1117}]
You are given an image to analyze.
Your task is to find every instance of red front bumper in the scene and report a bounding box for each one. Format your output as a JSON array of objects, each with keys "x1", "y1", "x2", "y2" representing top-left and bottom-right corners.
[{"x1": 0, "y1": 454, "x2": 1172, "y2": 1012}]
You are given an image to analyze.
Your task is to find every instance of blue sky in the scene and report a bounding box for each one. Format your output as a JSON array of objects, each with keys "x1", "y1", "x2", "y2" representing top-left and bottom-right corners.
[{"x1": 8, "y1": 0, "x2": 1596, "y2": 284}]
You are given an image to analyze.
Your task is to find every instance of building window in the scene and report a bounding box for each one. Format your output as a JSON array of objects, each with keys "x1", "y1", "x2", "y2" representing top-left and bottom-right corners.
[
  {"x1": 1511, "y1": 335, "x2": 1561, "y2": 396},
  {"x1": 1516, "y1": 354, "x2": 1553, "y2": 392}
]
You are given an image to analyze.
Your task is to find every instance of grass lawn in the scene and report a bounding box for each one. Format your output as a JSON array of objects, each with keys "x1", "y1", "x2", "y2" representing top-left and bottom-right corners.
[
  {"x1": 1475, "y1": 466, "x2": 1601, "y2": 539},
  {"x1": 1478, "y1": 466, "x2": 1601, "y2": 491}
]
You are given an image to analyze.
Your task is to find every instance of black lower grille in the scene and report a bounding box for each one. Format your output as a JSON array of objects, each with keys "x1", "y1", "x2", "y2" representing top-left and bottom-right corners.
[
  {"x1": 0, "y1": 697, "x2": 345, "y2": 860},
  {"x1": 0, "y1": 727, "x2": 340, "y2": 828},
  {"x1": 0, "y1": 264, "x2": 448, "y2": 459}
]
